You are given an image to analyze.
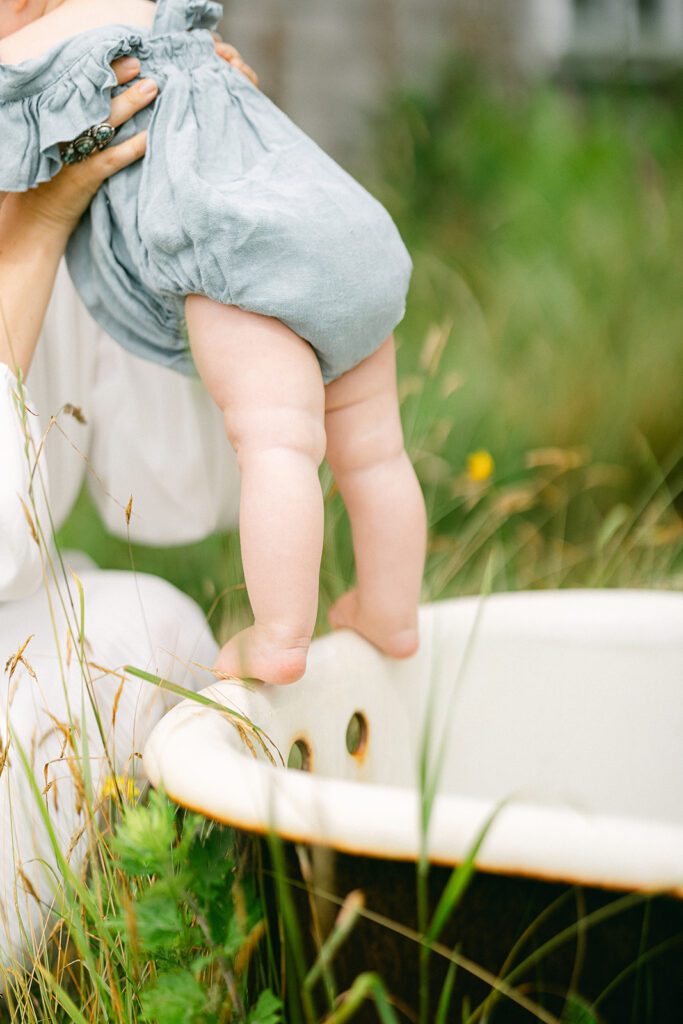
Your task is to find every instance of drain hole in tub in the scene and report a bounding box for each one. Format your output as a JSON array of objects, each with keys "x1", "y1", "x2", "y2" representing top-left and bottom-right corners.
[
  {"x1": 345, "y1": 712, "x2": 368, "y2": 758},
  {"x1": 287, "y1": 738, "x2": 312, "y2": 772}
]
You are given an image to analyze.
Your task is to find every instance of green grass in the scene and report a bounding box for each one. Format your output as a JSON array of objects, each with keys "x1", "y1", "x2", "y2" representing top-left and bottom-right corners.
[
  {"x1": 373, "y1": 66, "x2": 683, "y2": 595},
  {"x1": 8, "y1": 66, "x2": 681, "y2": 1022}
]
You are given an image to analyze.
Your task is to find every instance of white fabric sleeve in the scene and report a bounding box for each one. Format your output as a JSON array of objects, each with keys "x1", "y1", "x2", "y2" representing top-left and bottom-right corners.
[
  {"x1": 12, "y1": 264, "x2": 240, "y2": 550},
  {"x1": 0, "y1": 568, "x2": 218, "y2": 975},
  {"x1": 87, "y1": 333, "x2": 241, "y2": 545},
  {"x1": 0, "y1": 364, "x2": 51, "y2": 602}
]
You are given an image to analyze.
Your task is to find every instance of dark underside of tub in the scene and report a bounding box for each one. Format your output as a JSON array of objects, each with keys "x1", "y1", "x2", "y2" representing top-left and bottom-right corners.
[{"x1": 253, "y1": 838, "x2": 683, "y2": 1024}]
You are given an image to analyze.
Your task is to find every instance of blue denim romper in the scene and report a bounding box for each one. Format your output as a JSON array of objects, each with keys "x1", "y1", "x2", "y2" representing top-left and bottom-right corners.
[{"x1": 0, "y1": 0, "x2": 413, "y2": 381}]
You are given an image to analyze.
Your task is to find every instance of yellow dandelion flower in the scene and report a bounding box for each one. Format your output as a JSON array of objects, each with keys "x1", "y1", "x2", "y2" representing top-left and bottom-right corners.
[{"x1": 467, "y1": 450, "x2": 495, "y2": 483}]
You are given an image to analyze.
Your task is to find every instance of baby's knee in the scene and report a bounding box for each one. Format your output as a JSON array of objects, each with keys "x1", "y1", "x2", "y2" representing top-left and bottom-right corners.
[
  {"x1": 327, "y1": 412, "x2": 405, "y2": 477},
  {"x1": 225, "y1": 404, "x2": 327, "y2": 467}
]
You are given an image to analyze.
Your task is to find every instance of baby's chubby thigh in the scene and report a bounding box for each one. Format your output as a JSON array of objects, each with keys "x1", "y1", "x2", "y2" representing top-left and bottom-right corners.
[{"x1": 184, "y1": 297, "x2": 326, "y2": 444}]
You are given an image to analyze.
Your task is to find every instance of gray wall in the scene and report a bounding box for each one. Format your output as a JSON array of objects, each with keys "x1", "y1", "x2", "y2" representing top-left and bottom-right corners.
[
  {"x1": 219, "y1": 0, "x2": 454, "y2": 161},
  {"x1": 219, "y1": 0, "x2": 683, "y2": 162},
  {"x1": 218, "y1": 0, "x2": 571, "y2": 162}
]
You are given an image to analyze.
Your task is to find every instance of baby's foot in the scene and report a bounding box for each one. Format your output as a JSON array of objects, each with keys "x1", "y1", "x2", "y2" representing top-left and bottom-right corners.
[
  {"x1": 214, "y1": 624, "x2": 310, "y2": 685},
  {"x1": 328, "y1": 590, "x2": 419, "y2": 659}
]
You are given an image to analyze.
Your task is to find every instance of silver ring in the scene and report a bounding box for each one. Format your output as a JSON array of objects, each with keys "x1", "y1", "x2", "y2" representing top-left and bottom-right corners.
[{"x1": 62, "y1": 122, "x2": 117, "y2": 165}]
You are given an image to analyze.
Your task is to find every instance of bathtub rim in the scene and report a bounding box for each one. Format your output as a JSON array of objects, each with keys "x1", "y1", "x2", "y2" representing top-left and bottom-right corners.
[
  {"x1": 143, "y1": 589, "x2": 683, "y2": 899},
  {"x1": 144, "y1": 699, "x2": 683, "y2": 899}
]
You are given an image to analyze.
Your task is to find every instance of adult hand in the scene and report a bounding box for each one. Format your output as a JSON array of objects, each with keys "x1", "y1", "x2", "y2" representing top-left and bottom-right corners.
[
  {"x1": 213, "y1": 37, "x2": 259, "y2": 88},
  {"x1": 0, "y1": 44, "x2": 258, "y2": 376},
  {"x1": 12, "y1": 56, "x2": 158, "y2": 236},
  {"x1": 0, "y1": 43, "x2": 258, "y2": 218},
  {"x1": 0, "y1": 57, "x2": 158, "y2": 375}
]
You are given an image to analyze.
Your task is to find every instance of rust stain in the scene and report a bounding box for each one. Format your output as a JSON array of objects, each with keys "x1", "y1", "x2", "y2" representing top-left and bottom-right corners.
[
  {"x1": 288, "y1": 733, "x2": 313, "y2": 773},
  {"x1": 350, "y1": 712, "x2": 370, "y2": 766}
]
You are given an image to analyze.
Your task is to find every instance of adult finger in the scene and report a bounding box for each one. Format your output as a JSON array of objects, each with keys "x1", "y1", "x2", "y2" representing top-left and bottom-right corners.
[
  {"x1": 86, "y1": 131, "x2": 149, "y2": 182},
  {"x1": 108, "y1": 77, "x2": 159, "y2": 129},
  {"x1": 215, "y1": 41, "x2": 260, "y2": 87},
  {"x1": 16, "y1": 129, "x2": 149, "y2": 232},
  {"x1": 226, "y1": 53, "x2": 259, "y2": 87},
  {"x1": 69, "y1": 131, "x2": 149, "y2": 200},
  {"x1": 215, "y1": 41, "x2": 240, "y2": 62},
  {"x1": 234, "y1": 58, "x2": 259, "y2": 87},
  {"x1": 111, "y1": 56, "x2": 142, "y2": 86}
]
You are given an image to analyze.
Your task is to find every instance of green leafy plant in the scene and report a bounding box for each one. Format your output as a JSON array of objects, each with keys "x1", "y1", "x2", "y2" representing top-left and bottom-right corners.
[{"x1": 109, "y1": 790, "x2": 282, "y2": 1024}]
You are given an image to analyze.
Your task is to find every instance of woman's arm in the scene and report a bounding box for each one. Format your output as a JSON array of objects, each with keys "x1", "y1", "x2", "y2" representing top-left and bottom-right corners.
[
  {"x1": 0, "y1": 57, "x2": 159, "y2": 601},
  {"x1": 0, "y1": 58, "x2": 159, "y2": 378}
]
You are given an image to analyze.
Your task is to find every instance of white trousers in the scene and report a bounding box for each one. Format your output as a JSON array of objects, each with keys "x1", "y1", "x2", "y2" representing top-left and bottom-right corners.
[{"x1": 0, "y1": 566, "x2": 218, "y2": 982}]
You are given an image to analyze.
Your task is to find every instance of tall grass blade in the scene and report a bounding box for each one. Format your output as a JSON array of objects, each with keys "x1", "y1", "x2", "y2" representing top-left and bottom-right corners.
[
  {"x1": 418, "y1": 553, "x2": 495, "y2": 1024},
  {"x1": 266, "y1": 830, "x2": 317, "y2": 1024},
  {"x1": 324, "y1": 972, "x2": 400, "y2": 1024},
  {"x1": 592, "y1": 930, "x2": 683, "y2": 1013},
  {"x1": 427, "y1": 799, "x2": 507, "y2": 944},
  {"x1": 560, "y1": 994, "x2": 599, "y2": 1024},
  {"x1": 124, "y1": 665, "x2": 281, "y2": 764},
  {"x1": 36, "y1": 963, "x2": 91, "y2": 1024},
  {"x1": 304, "y1": 890, "x2": 364, "y2": 995},
  {"x1": 275, "y1": 870, "x2": 562, "y2": 1023},
  {"x1": 465, "y1": 891, "x2": 652, "y2": 1024},
  {"x1": 435, "y1": 958, "x2": 458, "y2": 1024}
]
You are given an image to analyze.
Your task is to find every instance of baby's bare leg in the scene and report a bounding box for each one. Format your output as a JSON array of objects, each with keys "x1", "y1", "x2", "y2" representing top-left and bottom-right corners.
[
  {"x1": 186, "y1": 297, "x2": 326, "y2": 684},
  {"x1": 325, "y1": 337, "x2": 427, "y2": 657}
]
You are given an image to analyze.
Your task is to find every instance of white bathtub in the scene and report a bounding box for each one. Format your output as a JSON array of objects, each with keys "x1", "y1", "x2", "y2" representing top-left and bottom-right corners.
[{"x1": 144, "y1": 590, "x2": 683, "y2": 897}]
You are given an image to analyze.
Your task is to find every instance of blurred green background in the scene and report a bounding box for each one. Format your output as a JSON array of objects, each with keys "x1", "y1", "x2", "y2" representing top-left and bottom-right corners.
[{"x1": 59, "y1": 0, "x2": 683, "y2": 640}]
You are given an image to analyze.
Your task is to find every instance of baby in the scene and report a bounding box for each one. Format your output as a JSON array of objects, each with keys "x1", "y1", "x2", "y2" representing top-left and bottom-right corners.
[{"x1": 0, "y1": 0, "x2": 427, "y2": 685}]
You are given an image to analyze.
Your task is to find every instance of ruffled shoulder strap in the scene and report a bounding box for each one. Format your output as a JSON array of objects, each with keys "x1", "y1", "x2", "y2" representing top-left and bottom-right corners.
[
  {"x1": 0, "y1": 31, "x2": 144, "y2": 192},
  {"x1": 151, "y1": 0, "x2": 222, "y2": 36}
]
